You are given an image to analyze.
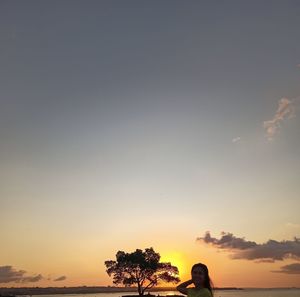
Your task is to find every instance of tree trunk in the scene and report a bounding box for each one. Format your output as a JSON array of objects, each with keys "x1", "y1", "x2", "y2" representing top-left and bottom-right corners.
[{"x1": 137, "y1": 283, "x2": 143, "y2": 296}]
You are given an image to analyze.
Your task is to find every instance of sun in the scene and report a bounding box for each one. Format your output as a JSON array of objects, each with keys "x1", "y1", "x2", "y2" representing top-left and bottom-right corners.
[{"x1": 160, "y1": 251, "x2": 188, "y2": 280}]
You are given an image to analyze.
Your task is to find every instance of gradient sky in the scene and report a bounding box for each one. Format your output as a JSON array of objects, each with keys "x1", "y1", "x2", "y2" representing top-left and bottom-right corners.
[{"x1": 1, "y1": 0, "x2": 300, "y2": 288}]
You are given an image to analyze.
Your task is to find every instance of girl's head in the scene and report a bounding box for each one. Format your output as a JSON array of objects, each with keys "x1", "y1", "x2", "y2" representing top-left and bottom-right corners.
[{"x1": 191, "y1": 263, "x2": 213, "y2": 294}]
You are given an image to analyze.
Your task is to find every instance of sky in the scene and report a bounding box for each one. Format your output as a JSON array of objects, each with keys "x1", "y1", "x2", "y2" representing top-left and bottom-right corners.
[{"x1": 1, "y1": 0, "x2": 300, "y2": 289}]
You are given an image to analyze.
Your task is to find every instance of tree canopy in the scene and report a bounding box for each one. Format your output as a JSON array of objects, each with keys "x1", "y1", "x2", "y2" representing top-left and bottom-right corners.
[{"x1": 104, "y1": 247, "x2": 180, "y2": 295}]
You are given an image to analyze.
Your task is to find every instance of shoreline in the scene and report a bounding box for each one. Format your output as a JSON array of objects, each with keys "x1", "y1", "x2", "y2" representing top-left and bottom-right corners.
[
  {"x1": 1, "y1": 286, "x2": 299, "y2": 296},
  {"x1": 0, "y1": 286, "x2": 242, "y2": 296}
]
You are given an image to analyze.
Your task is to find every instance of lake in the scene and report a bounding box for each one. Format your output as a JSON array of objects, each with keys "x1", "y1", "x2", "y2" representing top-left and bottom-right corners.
[{"x1": 32, "y1": 289, "x2": 300, "y2": 297}]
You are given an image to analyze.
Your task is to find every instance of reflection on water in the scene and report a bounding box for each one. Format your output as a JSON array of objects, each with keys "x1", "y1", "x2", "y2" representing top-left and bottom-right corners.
[
  {"x1": 158, "y1": 289, "x2": 300, "y2": 297},
  {"x1": 32, "y1": 289, "x2": 300, "y2": 297}
]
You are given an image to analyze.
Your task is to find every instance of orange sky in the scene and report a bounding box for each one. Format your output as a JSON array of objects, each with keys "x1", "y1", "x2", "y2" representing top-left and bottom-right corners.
[{"x1": 2, "y1": 226, "x2": 300, "y2": 288}]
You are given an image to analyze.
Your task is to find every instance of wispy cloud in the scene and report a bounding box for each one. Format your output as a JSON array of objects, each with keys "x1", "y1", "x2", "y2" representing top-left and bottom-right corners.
[
  {"x1": 196, "y1": 231, "x2": 300, "y2": 262},
  {"x1": 272, "y1": 262, "x2": 300, "y2": 274},
  {"x1": 263, "y1": 98, "x2": 296, "y2": 141},
  {"x1": 54, "y1": 275, "x2": 67, "y2": 281},
  {"x1": 286, "y1": 222, "x2": 300, "y2": 229},
  {"x1": 232, "y1": 137, "x2": 241, "y2": 143},
  {"x1": 0, "y1": 266, "x2": 43, "y2": 283}
]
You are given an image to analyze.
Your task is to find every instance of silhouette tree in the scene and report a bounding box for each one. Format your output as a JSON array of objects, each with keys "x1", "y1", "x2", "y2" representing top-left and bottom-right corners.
[{"x1": 104, "y1": 247, "x2": 180, "y2": 296}]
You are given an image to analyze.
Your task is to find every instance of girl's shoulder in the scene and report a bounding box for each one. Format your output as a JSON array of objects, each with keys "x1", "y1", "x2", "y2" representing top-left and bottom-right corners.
[
  {"x1": 187, "y1": 287, "x2": 212, "y2": 297},
  {"x1": 202, "y1": 288, "x2": 212, "y2": 297}
]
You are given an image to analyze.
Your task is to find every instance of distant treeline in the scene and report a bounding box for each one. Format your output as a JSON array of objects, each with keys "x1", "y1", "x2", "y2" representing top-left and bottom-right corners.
[{"x1": 0, "y1": 286, "x2": 243, "y2": 296}]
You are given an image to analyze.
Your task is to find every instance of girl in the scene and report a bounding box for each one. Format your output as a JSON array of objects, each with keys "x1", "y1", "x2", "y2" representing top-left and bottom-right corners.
[{"x1": 176, "y1": 263, "x2": 213, "y2": 297}]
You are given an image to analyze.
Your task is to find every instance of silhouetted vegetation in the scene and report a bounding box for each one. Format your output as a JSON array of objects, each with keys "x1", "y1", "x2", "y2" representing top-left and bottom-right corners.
[{"x1": 104, "y1": 247, "x2": 180, "y2": 296}]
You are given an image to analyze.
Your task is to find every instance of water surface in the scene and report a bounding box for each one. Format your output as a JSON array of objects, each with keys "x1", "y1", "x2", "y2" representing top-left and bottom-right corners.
[{"x1": 32, "y1": 289, "x2": 300, "y2": 297}]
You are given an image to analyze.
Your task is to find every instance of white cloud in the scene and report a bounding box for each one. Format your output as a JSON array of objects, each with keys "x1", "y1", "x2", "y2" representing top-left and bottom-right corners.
[
  {"x1": 263, "y1": 98, "x2": 296, "y2": 140},
  {"x1": 232, "y1": 137, "x2": 241, "y2": 143}
]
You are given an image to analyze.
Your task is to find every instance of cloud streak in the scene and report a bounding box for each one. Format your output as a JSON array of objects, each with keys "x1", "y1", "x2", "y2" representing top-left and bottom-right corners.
[
  {"x1": 272, "y1": 262, "x2": 300, "y2": 274},
  {"x1": 54, "y1": 275, "x2": 67, "y2": 281},
  {"x1": 197, "y1": 231, "x2": 300, "y2": 262},
  {"x1": 263, "y1": 98, "x2": 296, "y2": 140},
  {"x1": 0, "y1": 266, "x2": 43, "y2": 284},
  {"x1": 232, "y1": 137, "x2": 241, "y2": 143}
]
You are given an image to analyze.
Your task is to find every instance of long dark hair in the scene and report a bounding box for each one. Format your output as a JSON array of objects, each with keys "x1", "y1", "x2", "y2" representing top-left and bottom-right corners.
[{"x1": 191, "y1": 263, "x2": 214, "y2": 296}]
